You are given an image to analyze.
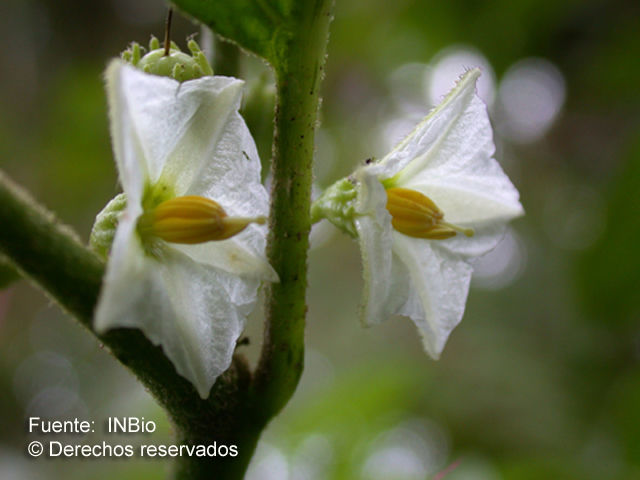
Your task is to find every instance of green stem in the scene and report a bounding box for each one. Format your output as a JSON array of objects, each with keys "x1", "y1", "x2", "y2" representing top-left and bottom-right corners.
[
  {"x1": 0, "y1": 171, "x2": 104, "y2": 321},
  {"x1": 252, "y1": 0, "x2": 334, "y2": 421}
]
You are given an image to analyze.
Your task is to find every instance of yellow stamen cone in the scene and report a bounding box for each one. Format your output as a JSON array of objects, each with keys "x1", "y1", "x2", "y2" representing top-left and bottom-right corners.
[
  {"x1": 139, "y1": 195, "x2": 266, "y2": 244},
  {"x1": 386, "y1": 188, "x2": 474, "y2": 239}
]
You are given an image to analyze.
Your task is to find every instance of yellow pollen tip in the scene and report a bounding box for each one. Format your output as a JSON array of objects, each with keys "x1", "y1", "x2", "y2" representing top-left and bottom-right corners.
[
  {"x1": 385, "y1": 187, "x2": 474, "y2": 240},
  {"x1": 139, "y1": 195, "x2": 265, "y2": 244}
]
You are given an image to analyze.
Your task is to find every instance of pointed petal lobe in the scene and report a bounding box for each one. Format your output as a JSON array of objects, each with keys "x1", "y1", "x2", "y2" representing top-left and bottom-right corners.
[{"x1": 392, "y1": 233, "x2": 473, "y2": 358}]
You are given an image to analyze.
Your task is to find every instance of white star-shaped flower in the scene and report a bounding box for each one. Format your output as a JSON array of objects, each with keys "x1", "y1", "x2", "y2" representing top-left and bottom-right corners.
[
  {"x1": 354, "y1": 68, "x2": 523, "y2": 358},
  {"x1": 94, "y1": 60, "x2": 277, "y2": 398}
]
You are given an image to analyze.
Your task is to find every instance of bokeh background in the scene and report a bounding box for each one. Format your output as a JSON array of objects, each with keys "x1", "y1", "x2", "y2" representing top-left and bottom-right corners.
[{"x1": 1, "y1": 0, "x2": 640, "y2": 478}]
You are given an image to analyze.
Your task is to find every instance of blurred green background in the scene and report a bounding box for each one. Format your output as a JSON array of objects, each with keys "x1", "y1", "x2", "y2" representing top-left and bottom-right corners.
[{"x1": 1, "y1": 0, "x2": 640, "y2": 478}]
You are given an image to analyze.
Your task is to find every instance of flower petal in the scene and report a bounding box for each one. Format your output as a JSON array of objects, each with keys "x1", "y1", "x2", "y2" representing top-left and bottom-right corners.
[
  {"x1": 436, "y1": 221, "x2": 510, "y2": 259},
  {"x1": 392, "y1": 233, "x2": 473, "y2": 359},
  {"x1": 94, "y1": 204, "x2": 148, "y2": 337},
  {"x1": 155, "y1": 248, "x2": 255, "y2": 398},
  {"x1": 368, "y1": 69, "x2": 485, "y2": 181},
  {"x1": 183, "y1": 100, "x2": 268, "y2": 217},
  {"x1": 106, "y1": 60, "x2": 245, "y2": 195},
  {"x1": 94, "y1": 206, "x2": 256, "y2": 398},
  {"x1": 105, "y1": 61, "x2": 148, "y2": 203},
  {"x1": 158, "y1": 77, "x2": 247, "y2": 196},
  {"x1": 171, "y1": 108, "x2": 277, "y2": 281},
  {"x1": 171, "y1": 227, "x2": 278, "y2": 282},
  {"x1": 372, "y1": 65, "x2": 524, "y2": 225},
  {"x1": 400, "y1": 163, "x2": 523, "y2": 224},
  {"x1": 354, "y1": 169, "x2": 398, "y2": 325}
]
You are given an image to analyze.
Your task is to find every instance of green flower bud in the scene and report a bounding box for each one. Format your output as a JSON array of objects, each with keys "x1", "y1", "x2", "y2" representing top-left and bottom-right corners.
[{"x1": 121, "y1": 36, "x2": 213, "y2": 82}]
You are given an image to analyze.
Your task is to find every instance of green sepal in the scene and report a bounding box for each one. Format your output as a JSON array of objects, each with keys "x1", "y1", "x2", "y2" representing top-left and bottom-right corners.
[
  {"x1": 90, "y1": 193, "x2": 127, "y2": 259},
  {"x1": 310, "y1": 177, "x2": 358, "y2": 237}
]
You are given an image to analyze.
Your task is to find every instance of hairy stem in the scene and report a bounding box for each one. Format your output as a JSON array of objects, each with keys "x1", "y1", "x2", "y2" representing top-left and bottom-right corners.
[
  {"x1": 253, "y1": 0, "x2": 334, "y2": 420},
  {"x1": 0, "y1": 171, "x2": 104, "y2": 321}
]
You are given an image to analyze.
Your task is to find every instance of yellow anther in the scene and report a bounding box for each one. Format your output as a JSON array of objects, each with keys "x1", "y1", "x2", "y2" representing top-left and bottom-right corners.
[
  {"x1": 385, "y1": 188, "x2": 474, "y2": 240},
  {"x1": 138, "y1": 195, "x2": 265, "y2": 244}
]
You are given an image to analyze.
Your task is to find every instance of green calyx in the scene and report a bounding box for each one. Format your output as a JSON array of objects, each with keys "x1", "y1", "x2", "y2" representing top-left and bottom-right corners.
[
  {"x1": 136, "y1": 182, "x2": 177, "y2": 259},
  {"x1": 310, "y1": 177, "x2": 358, "y2": 237},
  {"x1": 140, "y1": 181, "x2": 176, "y2": 213},
  {"x1": 90, "y1": 193, "x2": 127, "y2": 259},
  {"x1": 121, "y1": 36, "x2": 213, "y2": 82},
  {"x1": 89, "y1": 183, "x2": 175, "y2": 261}
]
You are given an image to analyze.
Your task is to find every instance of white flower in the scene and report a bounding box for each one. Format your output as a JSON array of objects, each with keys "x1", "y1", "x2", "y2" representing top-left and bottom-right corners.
[
  {"x1": 94, "y1": 60, "x2": 277, "y2": 398},
  {"x1": 353, "y1": 68, "x2": 523, "y2": 358}
]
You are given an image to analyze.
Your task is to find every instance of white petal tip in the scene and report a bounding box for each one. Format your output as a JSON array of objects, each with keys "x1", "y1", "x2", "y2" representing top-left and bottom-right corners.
[
  {"x1": 447, "y1": 68, "x2": 482, "y2": 101},
  {"x1": 242, "y1": 255, "x2": 280, "y2": 283},
  {"x1": 92, "y1": 320, "x2": 108, "y2": 335},
  {"x1": 422, "y1": 342, "x2": 443, "y2": 361},
  {"x1": 417, "y1": 329, "x2": 448, "y2": 359},
  {"x1": 462, "y1": 67, "x2": 482, "y2": 81},
  {"x1": 195, "y1": 385, "x2": 212, "y2": 399},
  {"x1": 265, "y1": 266, "x2": 280, "y2": 283},
  {"x1": 515, "y1": 203, "x2": 526, "y2": 218}
]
